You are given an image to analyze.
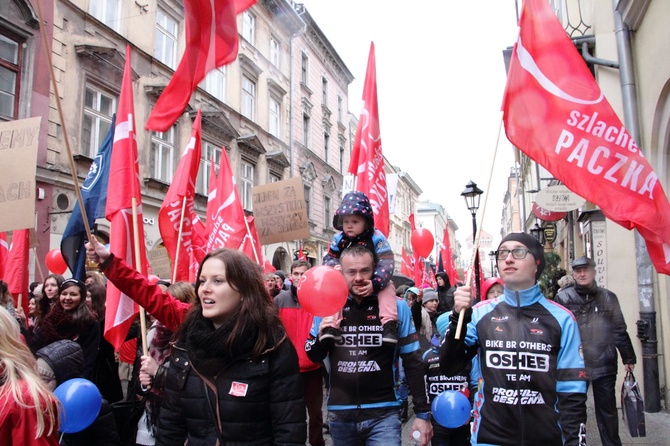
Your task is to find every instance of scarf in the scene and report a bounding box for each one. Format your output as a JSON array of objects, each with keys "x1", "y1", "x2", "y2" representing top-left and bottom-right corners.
[
  {"x1": 39, "y1": 304, "x2": 77, "y2": 345},
  {"x1": 149, "y1": 321, "x2": 173, "y2": 365}
]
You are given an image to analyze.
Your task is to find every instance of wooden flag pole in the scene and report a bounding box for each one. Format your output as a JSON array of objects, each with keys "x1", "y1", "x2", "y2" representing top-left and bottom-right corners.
[
  {"x1": 455, "y1": 113, "x2": 503, "y2": 340},
  {"x1": 171, "y1": 196, "x2": 188, "y2": 283},
  {"x1": 34, "y1": 0, "x2": 92, "y2": 242},
  {"x1": 131, "y1": 197, "x2": 149, "y2": 357}
]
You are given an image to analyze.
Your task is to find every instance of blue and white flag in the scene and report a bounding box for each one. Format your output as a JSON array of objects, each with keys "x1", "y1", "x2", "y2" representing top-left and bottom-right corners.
[{"x1": 61, "y1": 115, "x2": 115, "y2": 280}]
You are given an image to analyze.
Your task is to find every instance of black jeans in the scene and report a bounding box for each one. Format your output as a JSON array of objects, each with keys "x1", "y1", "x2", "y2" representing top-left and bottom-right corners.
[
  {"x1": 591, "y1": 374, "x2": 622, "y2": 446},
  {"x1": 302, "y1": 368, "x2": 325, "y2": 446}
]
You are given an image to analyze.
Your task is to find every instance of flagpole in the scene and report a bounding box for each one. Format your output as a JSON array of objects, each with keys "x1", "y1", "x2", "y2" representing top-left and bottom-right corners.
[
  {"x1": 455, "y1": 113, "x2": 503, "y2": 340},
  {"x1": 131, "y1": 197, "x2": 149, "y2": 357},
  {"x1": 33, "y1": 248, "x2": 45, "y2": 282},
  {"x1": 171, "y1": 196, "x2": 188, "y2": 283},
  {"x1": 34, "y1": 1, "x2": 92, "y2": 242}
]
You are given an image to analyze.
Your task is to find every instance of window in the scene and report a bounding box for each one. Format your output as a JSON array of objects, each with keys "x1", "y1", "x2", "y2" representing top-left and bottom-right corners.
[
  {"x1": 301, "y1": 52, "x2": 308, "y2": 84},
  {"x1": 0, "y1": 33, "x2": 22, "y2": 119},
  {"x1": 201, "y1": 66, "x2": 226, "y2": 102},
  {"x1": 269, "y1": 97, "x2": 281, "y2": 138},
  {"x1": 324, "y1": 196, "x2": 331, "y2": 228},
  {"x1": 242, "y1": 11, "x2": 255, "y2": 45},
  {"x1": 155, "y1": 8, "x2": 178, "y2": 69},
  {"x1": 81, "y1": 85, "x2": 116, "y2": 158},
  {"x1": 270, "y1": 37, "x2": 280, "y2": 68},
  {"x1": 269, "y1": 172, "x2": 281, "y2": 183},
  {"x1": 323, "y1": 132, "x2": 329, "y2": 163},
  {"x1": 322, "y1": 77, "x2": 328, "y2": 105},
  {"x1": 89, "y1": 0, "x2": 120, "y2": 31},
  {"x1": 304, "y1": 185, "x2": 312, "y2": 219},
  {"x1": 339, "y1": 139, "x2": 345, "y2": 173},
  {"x1": 196, "y1": 141, "x2": 222, "y2": 195},
  {"x1": 337, "y1": 95, "x2": 343, "y2": 122},
  {"x1": 150, "y1": 128, "x2": 175, "y2": 182},
  {"x1": 241, "y1": 75, "x2": 256, "y2": 121},
  {"x1": 240, "y1": 161, "x2": 255, "y2": 210},
  {"x1": 302, "y1": 113, "x2": 310, "y2": 146}
]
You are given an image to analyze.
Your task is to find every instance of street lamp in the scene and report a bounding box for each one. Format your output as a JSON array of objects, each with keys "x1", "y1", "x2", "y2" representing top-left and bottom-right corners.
[
  {"x1": 461, "y1": 180, "x2": 484, "y2": 301},
  {"x1": 489, "y1": 250, "x2": 497, "y2": 277},
  {"x1": 530, "y1": 222, "x2": 545, "y2": 245}
]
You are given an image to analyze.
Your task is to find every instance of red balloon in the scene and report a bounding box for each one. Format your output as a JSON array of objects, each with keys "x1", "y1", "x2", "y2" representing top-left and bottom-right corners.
[
  {"x1": 45, "y1": 249, "x2": 67, "y2": 274},
  {"x1": 411, "y1": 228, "x2": 434, "y2": 258},
  {"x1": 296, "y1": 265, "x2": 348, "y2": 317}
]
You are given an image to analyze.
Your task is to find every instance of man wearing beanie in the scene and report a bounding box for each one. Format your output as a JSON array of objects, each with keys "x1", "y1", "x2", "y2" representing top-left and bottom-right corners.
[
  {"x1": 556, "y1": 256, "x2": 636, "y2": 446},
  {"x1": 440, "y1": 232, "x2": 587, "y2": 446}
]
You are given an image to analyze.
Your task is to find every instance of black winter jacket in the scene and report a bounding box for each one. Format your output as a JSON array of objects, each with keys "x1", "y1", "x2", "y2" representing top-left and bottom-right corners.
[
  {"x1": 157, "y1": 336, "x2": 306, "y2": 445},
  {"x1": 555, "y1": 284, "x2": 636, "y2": 380}
]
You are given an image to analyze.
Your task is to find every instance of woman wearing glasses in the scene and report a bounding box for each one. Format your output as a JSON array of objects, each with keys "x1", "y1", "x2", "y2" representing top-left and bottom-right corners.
[{"x1": 439, "y1": 232, "x2": 587, "y2": 446}]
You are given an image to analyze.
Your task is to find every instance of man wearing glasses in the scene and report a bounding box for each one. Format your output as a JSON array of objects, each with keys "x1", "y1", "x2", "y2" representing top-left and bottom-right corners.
[{"x1": 439, "y1": 233, "x2": 587, "y2": 446}]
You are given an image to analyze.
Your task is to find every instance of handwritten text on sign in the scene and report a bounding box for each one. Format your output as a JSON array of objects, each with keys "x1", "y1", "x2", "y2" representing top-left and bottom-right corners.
[{"x1": 252, "y1": 176, "x2": 310, "y2": 245}]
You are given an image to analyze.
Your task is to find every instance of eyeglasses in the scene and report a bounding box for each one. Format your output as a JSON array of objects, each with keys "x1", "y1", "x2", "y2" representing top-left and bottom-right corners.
[{"x1": 495, "y1": 248, "x2": 531, "y2": 260}]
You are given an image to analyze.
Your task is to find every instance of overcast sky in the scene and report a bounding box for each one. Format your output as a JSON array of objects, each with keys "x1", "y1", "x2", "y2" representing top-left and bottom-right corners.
[{"x1": 299, "y1": 0, "x2": 521, "y2": 249}]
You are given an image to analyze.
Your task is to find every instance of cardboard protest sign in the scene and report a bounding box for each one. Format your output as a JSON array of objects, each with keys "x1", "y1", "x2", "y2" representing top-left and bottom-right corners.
[
  {"x1": 252, "y1": 176, "x2": 310, "y2": 245},
  {"x1": 0, "y1": 117, "x2": 41, "y2": 232}
]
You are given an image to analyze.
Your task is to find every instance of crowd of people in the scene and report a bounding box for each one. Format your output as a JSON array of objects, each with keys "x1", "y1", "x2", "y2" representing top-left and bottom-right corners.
[{"x1": 0, "y1": 192, "x2": 639, "y2": 446}]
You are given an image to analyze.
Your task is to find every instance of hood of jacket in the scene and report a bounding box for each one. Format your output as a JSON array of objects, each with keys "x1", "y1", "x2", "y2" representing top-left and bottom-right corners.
[{"x1": 333, "y1": 191, "x2": 375, "y2": 236}]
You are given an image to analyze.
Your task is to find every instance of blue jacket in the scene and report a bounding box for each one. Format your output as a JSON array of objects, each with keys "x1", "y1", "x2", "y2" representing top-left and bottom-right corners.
[{"x1": 440, "y1": 284, "x2": 587, "y2": 446}]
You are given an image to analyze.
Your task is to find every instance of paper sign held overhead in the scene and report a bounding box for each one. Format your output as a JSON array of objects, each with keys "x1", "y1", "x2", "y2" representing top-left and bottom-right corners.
[
  {"x1": 252, "y1": 176, "x2": 311, "y2": 245},
  {"x1": 535, "y1": 185, "x2": 586, "y2": 212}
]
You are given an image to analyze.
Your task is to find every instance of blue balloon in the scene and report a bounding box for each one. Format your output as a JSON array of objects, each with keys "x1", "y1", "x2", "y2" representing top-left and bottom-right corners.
[
  {"x1": 432, "y1": 390, "x2": 471, "y2": 428},
  {"x1": 54, "y1": 378, "x2": 102, "y2": 433}
]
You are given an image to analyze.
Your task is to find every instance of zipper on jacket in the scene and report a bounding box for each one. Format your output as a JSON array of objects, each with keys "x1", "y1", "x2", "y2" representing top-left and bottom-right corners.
[{"x1": 515, "y1": 291, "x2": 525, "y2": 445}]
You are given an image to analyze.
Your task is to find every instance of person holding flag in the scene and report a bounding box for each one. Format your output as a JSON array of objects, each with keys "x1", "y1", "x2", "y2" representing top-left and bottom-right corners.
[{"x1": 85, "y1": 237, "x2": 306, "y2": 444}]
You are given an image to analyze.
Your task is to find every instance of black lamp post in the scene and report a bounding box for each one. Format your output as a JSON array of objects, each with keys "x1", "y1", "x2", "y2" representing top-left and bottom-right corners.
[
  {"x1": 461, "y1": 180, "x2": 484, "y2": 301},
  {"x1": 489, "y1": 250, "x2": 497, "y2": 277},
  {"x1": 530, "y1": 222, "x2": 545, "y2": 245}
]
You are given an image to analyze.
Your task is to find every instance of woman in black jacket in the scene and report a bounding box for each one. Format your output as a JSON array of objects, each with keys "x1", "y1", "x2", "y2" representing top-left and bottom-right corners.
[{"x1": 85, "y1": 240, "x2": 307, "y2": 445}]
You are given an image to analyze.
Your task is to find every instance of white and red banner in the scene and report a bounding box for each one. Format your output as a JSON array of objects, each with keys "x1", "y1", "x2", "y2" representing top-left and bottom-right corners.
[
  {"x1": 205, "y1": 151, "x2": 247, "y2": 251},
  {"x1": 146, "y1": 0, "x2": 255, "y2": 131},
  {"x1": 105, "y1": 46, "x2": 147, "y2": 350},
  {"x1": 158, "y1": 110, "x2": 203, "y2": 282},
  {"x1": 502, "y1": 0, "x2": 670, "y2": 275},
  {"x1": 348, "y1": 42, "x2": 390, "y2": 237}
]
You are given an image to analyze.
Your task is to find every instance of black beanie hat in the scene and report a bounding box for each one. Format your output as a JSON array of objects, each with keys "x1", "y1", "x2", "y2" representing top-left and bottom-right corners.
[{"x1": 497, "y1": 232, "x2": 545, "y2": 280}]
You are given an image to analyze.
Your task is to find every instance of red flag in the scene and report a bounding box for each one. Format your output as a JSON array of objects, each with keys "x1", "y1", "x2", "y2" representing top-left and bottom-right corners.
[
  {"x1": 297, "y1": 244, "x2": 307, "y2": 261},
  {"x1": 0, "y1": 232, "x2": 8, "y2": 277},
  {"x1": 502, "y1": 0, "x2": 670, "y2": 275},
  {"x1": 240, "y1": 215, "x2": 262, "y2": 264},
  {"x1": 189, "y1": 211, "x2": 207, "y2": 280},
  {"x1": 413, "y1": 254, "x2": 423, "y2": 288},
  {"x1": 408, "y1": 214, "x2": 416, "y2": 232},
  {"x1": 158, "y1": 110, "x2": 202, "y2": 282},
  {"x1": 5, "y1": 229, "x2": 29, "y2": 316},
  {"x1": 439, "y1": 228, "x2": 460, "y2": 285},
  {"x1": 205, "y1": 150, "x2": 247, "y2": 251},
  {"x1": 105, "y1": 45, "x2": 147, "y2": 350},
  {"x1": 400, "y1": 247, "x2": 414, "y2": 277},
  {"x1": 146, "y1": 0, "x2": 256, "y2": 131},
  {"x1": 348, "y1": 42, "x2": 390, "y2": 236}
]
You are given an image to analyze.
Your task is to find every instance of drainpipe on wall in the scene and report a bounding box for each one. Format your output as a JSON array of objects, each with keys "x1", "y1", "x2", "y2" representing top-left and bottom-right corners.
[{"x1": 612, "y1": 1, "x2": 661, "y2": 412}]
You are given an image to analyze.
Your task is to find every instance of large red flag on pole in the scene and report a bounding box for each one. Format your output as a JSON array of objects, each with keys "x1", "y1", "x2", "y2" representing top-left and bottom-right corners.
[
  {"x1": 5, "y1": 229, "x2": 30, "y2": 316},
  {"x1": 205, "y1": 150, "x2": 247, "y2": 251},
  {"x1": 105, "y1": 46, "x2": 148, "y2": 350},
  {"x1": 502, "y1": 0, "x2": 670, "y2": 275},
  {"x1": 348, "y1": 42, "x2": 390, "y2": 237},
  {"x1": 400, "y1": 247, "x2": 414, "y2": 278},
  {"x1": 146, "y1": 0, "x2": 256, "y2": 131},
  {"x1": 158, "y1": 110, "x2": 202, "y2": 282},
  {"x1": 240, "y1": 215, "x2": 262, "y2": 264},
  {"x1": 439, "y1": 227, "x2": 460, "y2": 285}
]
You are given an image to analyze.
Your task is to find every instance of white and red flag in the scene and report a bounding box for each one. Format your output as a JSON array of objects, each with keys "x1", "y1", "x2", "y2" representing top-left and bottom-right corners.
[
  {"x1": 5, "y1": 229, "x2": 30, "y2": 316},
  {"x1": 146, "y1": 0, "x2": 255, "y2": 131},
  {"x1": 205, "y1": 151, "x2": 247, "y2": 251},
  {"x1": 439, "y1": 227, "x2": 460, "y2": 285},
  {"x1": 348, "y1": 42, "x2": 390, "y2": 237},
  {"x1": 105, "y1": 46, "x2": 148, "y2": 350},
  {"x1": 158, "y1": 110, "x2": 202, "y2": 282},
  {"x1": 502, "y1": 0, "x2": 670, "y2": 275}
]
